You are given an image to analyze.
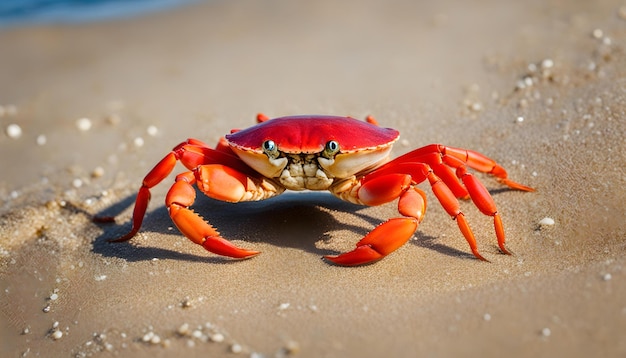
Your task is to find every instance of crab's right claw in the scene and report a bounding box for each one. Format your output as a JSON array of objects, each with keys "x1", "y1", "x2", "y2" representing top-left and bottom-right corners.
[{"x1": 324, "y1": 218, "x2": 418, "y2": 266}]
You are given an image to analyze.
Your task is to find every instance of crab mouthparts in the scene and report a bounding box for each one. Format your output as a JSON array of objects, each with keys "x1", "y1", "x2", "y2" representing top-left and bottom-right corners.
[{"x1": 277, "y1": 153, "x2": 335, "y2": 191}]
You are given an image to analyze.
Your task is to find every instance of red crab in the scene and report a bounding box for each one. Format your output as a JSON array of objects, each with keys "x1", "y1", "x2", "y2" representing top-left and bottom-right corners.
[{"x1": 102, "y1": 114, "x2": 534, "y2": 266}]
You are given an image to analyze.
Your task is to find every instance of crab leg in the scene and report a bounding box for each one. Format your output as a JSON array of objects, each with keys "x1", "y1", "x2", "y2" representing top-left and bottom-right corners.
[
  {"x1": 426, "y1": 170, "x2": 488, "y2": 261},
  {"x1": 108, "y1": 151, "x2": 178, "y2": 242},
  {"x1": 108, "y1": 139, "x2": 259, "y2": 242},
  {"x1": 383, "y1": 161, "x2": 507, "y2": 260},
  {"x1": 440, "y1": 156, "x2": 514, "y2": 255},
  {"x1": 391, "y1": 144, "x2": 535, "y2": 192}
]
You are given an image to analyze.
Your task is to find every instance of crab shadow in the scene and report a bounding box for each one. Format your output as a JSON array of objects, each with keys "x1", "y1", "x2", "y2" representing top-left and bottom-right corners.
[{"x1": 93, "y1": 190, "x2": 476, "y2": 263}]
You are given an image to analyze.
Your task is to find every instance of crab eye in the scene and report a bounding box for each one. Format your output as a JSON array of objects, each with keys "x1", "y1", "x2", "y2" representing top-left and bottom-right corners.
[
  {"x1": 323, "y1": 140, "x2": 340, "y2": 157},
  {"x1": 262, "y1": 140, "x2": 279, "y2": 158}
]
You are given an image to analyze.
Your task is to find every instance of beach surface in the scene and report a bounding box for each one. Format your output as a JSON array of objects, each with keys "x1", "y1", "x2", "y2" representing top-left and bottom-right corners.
[{"x1": 1, "y1": 0, "x2": 625, "y2": 357}]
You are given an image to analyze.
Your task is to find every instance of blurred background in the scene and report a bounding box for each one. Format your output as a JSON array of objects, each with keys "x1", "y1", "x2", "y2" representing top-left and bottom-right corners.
[{"x1": 0, "y1": 0, "x2": 199, "y2": 28}]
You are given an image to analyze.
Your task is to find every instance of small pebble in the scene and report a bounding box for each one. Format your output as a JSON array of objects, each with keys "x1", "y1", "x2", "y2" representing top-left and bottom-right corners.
[
  {"x1": 181, "y1": 297, "x2": 192, "y2": 308},
  {"x1": 516, "y1": 116, "x2": 524, "y2": 123},
  {"x1": 541, "y1": 327, "x2": 551, "y2": 337},
  {"x1": 483, "y1": 313, "x2": 491, "y2": 321},
  {"x1": 76, "y1": 118, "x2": 92, "y2": 132},
  {"x1": 36, "y1": 134, "x2": 47, "y2": 146},
  {"x1": 72, "y1": 178, "x2": 83, "y2": 188},
  {"x1": 470, "y1": 102, "x2": 482, "y2": 112},
  {"x1": 91, "y1": 166, "x2": 105, "y2": 178},
  {"x1": 523, "y1": 76, "x2": 533, "y2": 87},
  {"x1": 538, "y1": 217, "x2": 555, "y2": 226},
  {"x1": 177, "y1": 323, "x2": 191, "y2": 336},
  {"x1": 142, "y1": 331, "x2": 156, "y2": 343},
  {"x1": 541, "y1": 59, "x2": 554, "y2": 69},
  {"x1": 133, "y1": 137, "x2": 145, "y2": 147},
  {"x1": 210, "y1": 332, "x2": 225, "y2": 343},
  {"x1": 592, "y1": 29, "x2": 604, "y2": 39},
  {"x1": 52, "y1": 330, "x2": 63, "y2": 340},
  {"x1": 284, "y1": 340, "x2": 300, "y2": 354},
  {"x1": 43, "y1": 304, "x2": 51, "y2": 313},
  {"x1": 147, "y1": 125, "x2": 158, "y2": 136},
  {"x1": 278, "y1": 302, "x2": 290, "y2": 310},
  {"x1": 150, "y1": 335, "x2": 161, "y2": 345},
  {"x1": 230, "y1": 343, "x2": 243, "y2": 353},
  {"x1": 49, "y1": 293, "x2": 58, "y2": 301},
  {"x1": 602, "y1": 273, "x2": 612, "y2": 281},
  {"x1": 6, "y1": 124, "x2": 22, "y2": 139}
]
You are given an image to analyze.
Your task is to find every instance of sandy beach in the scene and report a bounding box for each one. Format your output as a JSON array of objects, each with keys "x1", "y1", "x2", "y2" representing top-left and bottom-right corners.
[{"x1": 1, "y1": 0, "x2": 625, "y2": 356}]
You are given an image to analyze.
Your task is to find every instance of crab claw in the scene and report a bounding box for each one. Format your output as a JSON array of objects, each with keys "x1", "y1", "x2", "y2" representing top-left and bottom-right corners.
[
  {"x1": 324, "y1": 218, "x2": 418, "y2": 266},
  {"x1": 169, "y1": 204, "x2": 260, "y2": 259}
]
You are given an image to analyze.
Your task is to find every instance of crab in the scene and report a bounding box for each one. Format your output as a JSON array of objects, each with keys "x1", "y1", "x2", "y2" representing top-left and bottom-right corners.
[{"x1": 102, "y1": 114, "x2": 534, "y2": 266}]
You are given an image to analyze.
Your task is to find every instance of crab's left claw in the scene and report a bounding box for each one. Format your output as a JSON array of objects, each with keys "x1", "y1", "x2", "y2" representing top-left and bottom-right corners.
[{"x1": 168, "y1": 204, "x2": 260, "y2": 259}]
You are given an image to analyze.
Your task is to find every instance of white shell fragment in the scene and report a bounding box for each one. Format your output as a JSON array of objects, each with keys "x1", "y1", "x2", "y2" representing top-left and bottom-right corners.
[
  {"x1": 6, "y1": 124, "x2": 22, "y2": 139},
  {"x1": 52, "y1": 330, "x2": 63, "y2": 340},
  {"x1": 538, "y1": 217, "x2": 555, "y2": 226},
  {"x1": 133, "y1": 137, "x2": 145, "y2": 147},
  {"x1": 36, "y1": 134, "x2": 47, "y2": 146},
  {"x1": 76, "y1": 117, "x2": 93, "y2": 131},
  {"x1": 147, "y1": 125, "x2": 158, "y2": 136},
  {"x1": 230, "y1": 343, "x2": 243, "y2": 353},
  {"x1": 210, "y1": 332, "x2": 225, "y2": 342}
]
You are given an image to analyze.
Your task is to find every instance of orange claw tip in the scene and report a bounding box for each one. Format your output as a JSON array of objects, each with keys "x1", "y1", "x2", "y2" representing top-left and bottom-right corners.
[
  {"x1": 237, "y1": 250, "x2": 261, "y2": 259},
  {"x1": 220, "y1": 250, "x2": 261, "y2": 261},
  {"x1": 200, "y1": 237, "x2": 260, "y2": 259},
  {"x1": 323, "y1": 245, "x2": 384, "y2": 266},
  {"x1": 216, "y1": 247, "x2": 261, "y2": 260}
]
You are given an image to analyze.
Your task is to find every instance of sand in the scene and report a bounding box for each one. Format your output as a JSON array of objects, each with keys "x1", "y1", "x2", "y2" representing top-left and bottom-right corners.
[{"x1": 1, "y1": 0, "x2": 625, "y2": 357}]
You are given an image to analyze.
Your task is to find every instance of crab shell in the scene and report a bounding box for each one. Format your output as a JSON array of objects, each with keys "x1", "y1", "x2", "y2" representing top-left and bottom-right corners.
[{"x1": 225, "y1": 115, "x2": 400, "y2": 182}]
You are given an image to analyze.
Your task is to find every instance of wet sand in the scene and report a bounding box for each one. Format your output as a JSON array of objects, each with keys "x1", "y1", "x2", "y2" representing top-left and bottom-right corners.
[{"x1": 1, "y1": 0, "x2": 625, "y2": 357}]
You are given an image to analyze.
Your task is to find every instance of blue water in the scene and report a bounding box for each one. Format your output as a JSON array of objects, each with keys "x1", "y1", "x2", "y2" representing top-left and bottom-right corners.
[{"x1": 0, "y1": 0, "x2": 200, "y2": 28}]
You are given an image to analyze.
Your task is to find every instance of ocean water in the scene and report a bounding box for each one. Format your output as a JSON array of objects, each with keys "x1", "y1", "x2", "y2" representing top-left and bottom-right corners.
[{"x1": 0, "y1": 0, "x2": 200, "y2": 28}]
